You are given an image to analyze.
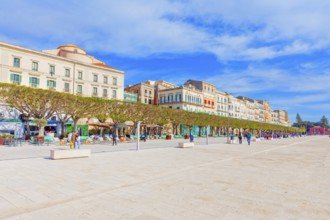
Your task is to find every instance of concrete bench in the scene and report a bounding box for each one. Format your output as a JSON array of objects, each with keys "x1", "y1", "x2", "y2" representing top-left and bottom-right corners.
[
  {"x1": 178, "y1": 142, "x2": 194, "y2": 148},
  {"x1": 50, "y1": 149, "x2": 91, "y2": 160},
  {"x1": 252, "y1": 138, "x2": 261, "y2": 142}
]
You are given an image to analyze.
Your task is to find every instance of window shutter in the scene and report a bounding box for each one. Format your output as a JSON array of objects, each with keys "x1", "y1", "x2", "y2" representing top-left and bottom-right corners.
[
  {"x1": 37, "y1": 78, "x2": 40, "y2": 85},
  {"x1": 54, "y1": 81, "x2": 56, "y2": 87},
  {"x1": 29, "y1": 77, "x2": 32, "y2": 84},
  {"x1": 19, "y1": 75, "x2": 22, "y2": 82},
  {"x1": 10, "y1": 74, "x2": 14, "y2": 81},
  {"x1": 47, "y1": 80, "x2": 50, "y2": 87}
]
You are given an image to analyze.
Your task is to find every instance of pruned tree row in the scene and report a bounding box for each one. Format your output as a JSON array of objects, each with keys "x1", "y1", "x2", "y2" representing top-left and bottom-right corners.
[{"x1": 0, "y1": 82, "x2": 305, "y2": 137}]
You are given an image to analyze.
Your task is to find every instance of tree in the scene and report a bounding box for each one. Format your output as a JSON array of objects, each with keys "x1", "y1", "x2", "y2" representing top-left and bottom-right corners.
[
  {"x1": 320, "y1": 115, "x2": 329, "y2": 129},
  {"x1": 296, "y1": 113, "x2": 303, "y2": 127},
  {"x1": 3, "y1": 85, "x2": 62, "y2": 136}
]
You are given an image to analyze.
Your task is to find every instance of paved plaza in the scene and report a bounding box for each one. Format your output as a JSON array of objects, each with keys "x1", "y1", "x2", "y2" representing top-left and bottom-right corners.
[{"x1": 0, "y1": 136, "x2": 329, "y2": 219}]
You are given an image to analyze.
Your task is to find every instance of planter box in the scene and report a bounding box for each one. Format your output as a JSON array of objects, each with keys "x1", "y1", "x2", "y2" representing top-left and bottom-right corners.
[{"x1": 0, "y1": 138, "x2": 5, "y2": 145}]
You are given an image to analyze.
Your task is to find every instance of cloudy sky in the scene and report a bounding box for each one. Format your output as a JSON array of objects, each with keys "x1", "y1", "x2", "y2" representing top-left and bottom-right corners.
[{"x1": 1, "y1": 0, "x2": 329, "y2": 123}]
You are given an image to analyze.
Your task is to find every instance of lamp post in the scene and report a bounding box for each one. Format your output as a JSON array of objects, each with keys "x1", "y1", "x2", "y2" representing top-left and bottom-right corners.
[
  {"x1": 227, "y1": 112, "x2": 230, "y2": 143},
  {"x1": 136, "y1": 121, "x2": 142, "y2": 151},
  {"x1": 206, "y1": 125, "x2": 209, "y2": 145}
]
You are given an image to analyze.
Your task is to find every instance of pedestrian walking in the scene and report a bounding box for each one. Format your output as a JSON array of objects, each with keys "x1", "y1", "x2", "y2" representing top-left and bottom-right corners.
[
  {"x1": 247, "y1": 132, "x2": 251, "y2": 145},
  {"x1": 238, "y1": 132, "x2": 242, "y2": 144},
  {"x1": 75, "y1": 132, "x2": 81, "y2": 149},
  {"x1": 112, "y1": 133, "x2": 117, "y2": 146},
  {"x1": 189, "y1": 133, "x2": 194, "y2": 143}
]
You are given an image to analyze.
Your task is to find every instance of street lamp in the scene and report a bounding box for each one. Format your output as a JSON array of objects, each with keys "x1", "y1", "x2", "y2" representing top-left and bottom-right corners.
[
  {"x1": 206, "y1": 125, "x2": 209, "y2": 145},
  {"x1": 227, "y1": 112, "x2": 230, "y2": 143},
  {"x1": 136, "y1": 121, "x2": 142, "y2": 151}
]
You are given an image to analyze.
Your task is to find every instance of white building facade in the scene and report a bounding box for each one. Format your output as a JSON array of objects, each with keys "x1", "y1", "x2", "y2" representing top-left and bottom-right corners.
[{"x1": 0, "y1": 42, "x2": 124, "y2": 100}]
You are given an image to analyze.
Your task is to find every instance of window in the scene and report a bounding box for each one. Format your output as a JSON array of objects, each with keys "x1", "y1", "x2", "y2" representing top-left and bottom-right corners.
[
  {"x1": 93, "y1": 87, "x2": 98, "y2": 95},
  {"x1": 112, "y1": 90, "x2": 117, "y2": 99},
  {"x1": 93, "y1": 74, "x2": 98, "y2": 83},
  {"x1": 144, "y1": 98, "x2": 147, "y2": 104},
  {"x1": 29, "y1": 77, "x2": 39, "y2": 88},
  {"x1": 103, "y1": 89, "x2": 108, "y2": 97},
  {"x1": 49, "y1": 65, "x2": 55, "y2": 76},
  {"x1": 64, "y1": 82, "x2": 70, "y2": 92},
  {"x1": 112, "y1": 77, "x2": 117, "y2": 86},
  {"x1": 78, "y1": 71, "x2": 83, "y2": 80},
  {"x1": 77, "y1": 85, "x2": 82, "y2": 94},
  {"x1": 47, "y1": 80, "x2": 56, "y2": 90},
  {"x1": 148, "y1": 99, "x2": 152, "y2": 104},
  {"x1": 32, "y1": 62, "x2": 38, "y2": 71},
  {"x1": 13, "y1": 57, "x2": 20, "y2": 68},
  {"x1": 10, "y1": 73, "x2": 22, "y2": 85},
  {"x1": 103, "y1": 76, "x2": 108, "y2": 84},
  {"x1": 160, "y1": 96, "x2": 165, "y2": 103},
  {"x1": 168, "y1": 94, "x2": 173, "y2": 102},
  {"x1": 149, "y1": 91, "x2": 152, "y2": 96},
  {"x1": 175, "y1": 94, "x2": 182, "y2": 102},
  {"x1": 65, "y1": 69, "x2": 70, "y2": 77},
  {"x1": 144, "y1": 89, "x2": 147, "y2": 95}
]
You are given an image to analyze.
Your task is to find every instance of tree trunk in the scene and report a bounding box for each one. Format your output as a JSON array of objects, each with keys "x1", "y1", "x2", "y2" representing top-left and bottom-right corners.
[
  {"x1": 38, "y1": 126, "x2": 45, "y2": 137},
  {"x1": 73, "y1": 118, "x2": 79, "y2": 132},
  {"x1": 60, "y1": 120, "x2": 66, "y2": 136}
]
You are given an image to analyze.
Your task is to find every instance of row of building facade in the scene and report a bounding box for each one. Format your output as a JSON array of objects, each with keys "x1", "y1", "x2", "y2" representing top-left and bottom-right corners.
[
  {"x1": 125, "y1": 80, "x2": 290, "y2": 126},
  {"x1": 0, "y1": 42, "x2": 290, "y2": 127}
]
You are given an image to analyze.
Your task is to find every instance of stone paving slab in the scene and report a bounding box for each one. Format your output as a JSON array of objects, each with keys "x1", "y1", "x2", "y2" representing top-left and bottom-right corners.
[{"x1": 0, "y1": 136, "x2": 329, "y2": 219}]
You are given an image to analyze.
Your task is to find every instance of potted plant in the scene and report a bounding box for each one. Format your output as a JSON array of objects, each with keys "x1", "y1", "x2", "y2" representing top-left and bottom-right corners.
[{"x1": 0, "y1": 133, "x2": 14, "y2": 145}]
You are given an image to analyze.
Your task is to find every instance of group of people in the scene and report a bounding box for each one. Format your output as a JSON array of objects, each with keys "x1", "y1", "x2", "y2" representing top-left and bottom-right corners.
[
  {"x1": 67, "y1": 131, "x2": 81, "y2": 149},
  {"x1": 237, "y1": 132, "x2": 252, "y2": 145}
]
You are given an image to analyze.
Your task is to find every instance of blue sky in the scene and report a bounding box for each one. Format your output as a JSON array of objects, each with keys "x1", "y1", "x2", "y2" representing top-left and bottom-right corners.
[{"x1": 1, "y1": 0, "x2": 330, "y2": 123}]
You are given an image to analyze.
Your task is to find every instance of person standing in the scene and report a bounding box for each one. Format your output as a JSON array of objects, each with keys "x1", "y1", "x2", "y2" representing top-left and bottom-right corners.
[
  {"x1": 112, "y1": 133, "x2": 117, "y2": 146},
  {"x1": 189, "y1": 133, "x2": 194, "y2": 143},
  {"x1": 238, "y1": 132, "x2": 243, "y2": 144},
  {"x1": 75, "y1": 133, "x2": 81, "y2": 149},
  {"x1": 72, "y1": 131, "x2": 77, "y2": 149},
  {"x1": 247, "y1": 132, "x2": 251, "y2": 145}
]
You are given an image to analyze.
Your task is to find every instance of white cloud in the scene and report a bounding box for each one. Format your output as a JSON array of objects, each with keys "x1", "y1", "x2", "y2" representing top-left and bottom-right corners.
[{"x1": 1, "y1": 0, "x2": 330, "y2": 60}]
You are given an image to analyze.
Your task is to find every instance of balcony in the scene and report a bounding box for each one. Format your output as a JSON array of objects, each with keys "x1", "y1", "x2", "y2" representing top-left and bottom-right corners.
[
  {"x1": 30, "y1": 83, "x2": 38, "y2": 88},
  {"x1": 63, "y1": 88, "x2": 70, "y2": 93},
  {"x1": 76, "y1": 91, "x2": 82, "y2": 96},
  {"x1": 12, "y1": 81, "x2": 21, "y2": 85},
  {"x1": 102, "y1": 94, "x2": 108, "y2": 98},
  {"x1": 48, "y1": 86, "x2": 56, "y2": 91},
  {"x1": 92, "y1": 93, "x2": 98, "y2": 97}
]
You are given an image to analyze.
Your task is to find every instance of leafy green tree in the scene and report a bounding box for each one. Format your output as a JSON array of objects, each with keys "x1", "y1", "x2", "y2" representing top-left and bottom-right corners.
[
  {"x1": 320, "y1": 115, "x2": 329, "y2": 129},
  {"x1": 296, "y1": 113, "x2": 303, "y2": 127}
]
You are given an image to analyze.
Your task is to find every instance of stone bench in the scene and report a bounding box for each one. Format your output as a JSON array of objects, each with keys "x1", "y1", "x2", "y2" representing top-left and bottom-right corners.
[
  {"x1": 227, "y1": 140, "x2": 236, "y2": 144},
  {"x1": 50, "y1": 149, "x2": 91, "y2": 160},
  {"x1": 178, "y1": 142, "x2": 194, "y2": 148}
]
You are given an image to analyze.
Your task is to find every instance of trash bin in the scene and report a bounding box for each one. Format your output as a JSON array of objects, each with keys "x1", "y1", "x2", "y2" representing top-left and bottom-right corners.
[{"x1": 230, "y1": 135, "x2": 234, "y2": 140}]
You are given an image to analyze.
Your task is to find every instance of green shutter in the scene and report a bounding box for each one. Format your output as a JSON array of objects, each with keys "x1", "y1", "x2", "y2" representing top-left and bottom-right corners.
[
  {"x1": 29, "y1": 77, "x2": 32, "y2": 84},
  {"x1": 37, "y1": 78, "x2": 40, "y2": 85},
  {"x1": 54, "y1": 81, "x2": 56, "y2": 87},
  {"x1": 10, "y1": 74, "x2": 14, "y2": 81},
  {"x1": 47, "y1": 80, "x2": 50, "y2": 87},
  {"x1": 18, "y1": 75, "x2": 22, "y2": 82}
]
